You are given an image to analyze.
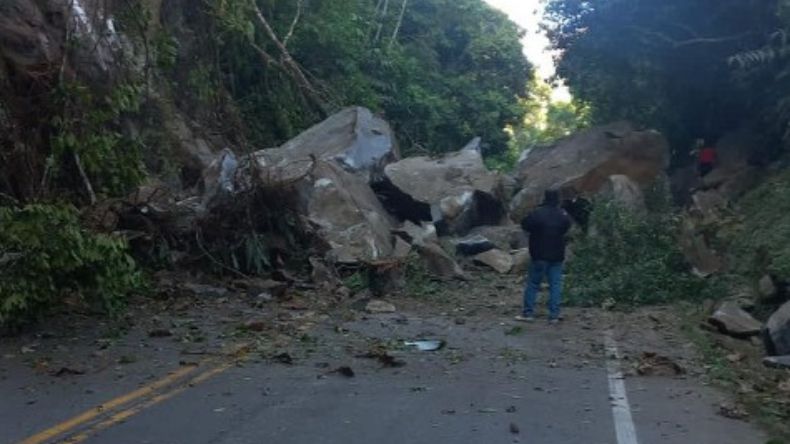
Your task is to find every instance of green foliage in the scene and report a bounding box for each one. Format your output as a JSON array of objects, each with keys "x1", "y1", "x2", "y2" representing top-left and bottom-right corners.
[
  {"x1": 727, "y1": 169, "x2": 790, "y2": 281},
  {"x1": 210, "y1": 0, "x2": 531, "y2": 156},
  {"x1": 489, "y1": 77, "x2": 590, "y2": 171},
  {"x1": 0, "y1": 204, "x2": 142, "y2": 327},
  {"x1": 565, "y1": 200, "x2": 706, "y2": 308},
  {"x1": 51, "y1": 80, "x2": 146, "y2": 197},
  {"x1": 546, "y1": 0, "x2": 780, "y2": 158},
  {"x1": 403, "y1": 253, "x2": 442, "y2": 298}
]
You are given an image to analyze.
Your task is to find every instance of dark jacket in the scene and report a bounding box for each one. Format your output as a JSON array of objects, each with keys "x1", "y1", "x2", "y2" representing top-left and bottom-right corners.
[{"x1": 521, "y1": 204, "x2": 572, "y2": 262}]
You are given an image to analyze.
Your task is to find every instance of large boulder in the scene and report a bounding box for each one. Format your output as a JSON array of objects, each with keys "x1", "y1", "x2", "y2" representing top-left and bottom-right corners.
[
  {"x1": 765, "y1": 301, "x2": 790, "y2": 356},
  {"x1": 294, "y1": 161, "x2": 396, "y2": 264},
  {"x1": 376, "y1": 147, "x2": 507, "y2": 236},
  {"x1": 599, "y1": 175, "x2": 646, "y2": 211},
  {"x1": 510, "y1": 122, "x2": 669, "y2": 220},
  {"x1": 415, "y1": 242, "x2": 466, "y2": 280},
  {"x1": 679, "y1": 218, "x2": 722, "y2": 277},
  {"x1": 254, "y1": 107, "x2": 398, "y2": 182},
  {"x1": 708, "y1": 301, "x2": 762, "y2": 338}
]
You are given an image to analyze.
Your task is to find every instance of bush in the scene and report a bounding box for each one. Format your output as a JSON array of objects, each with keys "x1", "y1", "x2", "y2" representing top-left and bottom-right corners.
[
  {"x1": 728, "y1": 170, "x2": 790, "y2": 282},
  {"x1": 0, "y1": 204, "x2": 142, "y2": 327},
  {"x1": 565, "y1": 200, "x2": 706, "y2": 308}
]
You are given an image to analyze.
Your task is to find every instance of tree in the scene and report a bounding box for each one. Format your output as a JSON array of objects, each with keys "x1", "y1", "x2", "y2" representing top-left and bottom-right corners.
[
  {"x1": 212, "y1": 0, "x2": 532, "y2": 156},
  {"x1": 545, "y1": 0, "x2": 779, "y2": 159}
]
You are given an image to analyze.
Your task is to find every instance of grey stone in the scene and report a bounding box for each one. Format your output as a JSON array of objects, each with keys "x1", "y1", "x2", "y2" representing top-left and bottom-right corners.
[
  {"x1": 365, "y1": 300, "x2": 397, "y2": 314},
  {"x1": 758, "y1": 275, "x2": 777, "y2": 300},
  {"x1": 473, "y1": 249, "x2": 514, "y2": 274},
  {"x1": 762, "y1": 355, "x2": 790, "y2": 369},
  {"x1": 708, "y1": 301, "x2": 763, "y2": 338},
  {"x1": 510, "y1": 122, "x2": 669, "y2": 221},
  {"x1": 765, "y1": 301, "x2": 790, "y2": 356},
  {"x1": 454, "y1": 235, "x2": 496, "y2": 256},
  {"x1": 416, "y1": 242, "x2": 466, "y2": 280},
  {"x1": 379, "y1": 148, "x2": 506, "y2": 236}
]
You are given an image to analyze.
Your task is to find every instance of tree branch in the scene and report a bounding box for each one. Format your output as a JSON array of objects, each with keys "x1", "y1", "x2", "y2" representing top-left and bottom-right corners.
[
  {"x1": 282, "y1": 0, "x2": 303, "y2": 48},
  {"x1": 632, "y1": 26, "x2": 751, "y2": 48},
  {"x1": 388, "y1": 0, "x2": 408, "y2": 49}
]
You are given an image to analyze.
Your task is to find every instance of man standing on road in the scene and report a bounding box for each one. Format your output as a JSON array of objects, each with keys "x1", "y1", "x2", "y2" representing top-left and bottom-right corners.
[{"x1": 517, "y1": 189, "x2": 572, "y2": 324}]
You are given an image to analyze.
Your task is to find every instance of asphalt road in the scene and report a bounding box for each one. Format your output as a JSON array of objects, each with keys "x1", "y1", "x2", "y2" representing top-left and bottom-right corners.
[{"x1": 1, "y1": 309, "x2": 766, "y2": 444}]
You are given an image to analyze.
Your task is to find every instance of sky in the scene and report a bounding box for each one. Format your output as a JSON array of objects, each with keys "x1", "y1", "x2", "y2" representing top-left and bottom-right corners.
[{"x1": 484, "y1": 0, "x2": 571, "y2": 101}]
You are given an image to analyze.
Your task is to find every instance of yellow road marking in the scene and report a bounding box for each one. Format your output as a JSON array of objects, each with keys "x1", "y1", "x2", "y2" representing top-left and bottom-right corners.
[
  {"x1": 62, "y1": 363, "x2": 234, "y2": 444},
  {"x1": 19, "y1": 364, "x2": 199, "y2": 444}
]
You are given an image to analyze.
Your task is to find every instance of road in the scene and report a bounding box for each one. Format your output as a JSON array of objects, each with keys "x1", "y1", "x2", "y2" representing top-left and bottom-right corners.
[{"x1": 1, "y1": 304, "x2": 767, "y2": 444}]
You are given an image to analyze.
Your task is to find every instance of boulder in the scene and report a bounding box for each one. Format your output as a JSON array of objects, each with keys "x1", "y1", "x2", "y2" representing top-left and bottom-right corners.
[
  {"x1": 708, "y1": 301, "x2": 763, "y2": 338},
  {"x1": 510, "y1": 122, "x2": 669, "y2": 220},
  {"x1": 758, "y1": 275, "x2": 778, "y2": 301},
  {"x1": 679, "y1": 219, "x2": 721, "y2": 277},
  {"x1": 765, "y1": 301, "x2": 790, "y2": 356},
  {"x1": 416, "y1": 242, "x2": 466, "y2": 280},
  {"x1": 296, "y1": 161, "x2": 396, "y2": 264},
  {"x1": 763, "y1": 355, "x2": 790, "y2": 369},
  {"x1": 376, "y1": 148, "x2": 506, "y2": 236},
  {"x1": 254, "y1": 107, "x2": 398, "y2": 182},
  {"x1": 467, "y1": 225, "x2": 528, "y2": 251},
  {"x1": 473, "y1": 249, "x2": 514, "y2": 274},
  {"x1": 454, "y1": 235, "x2": 496, "y2": 256},
  {"x1": 599, "y1": 175, "x2": 645, "y2": 211},
  {"x1": 393, "y1": 220, "x2": 439, "y2": 246},
  {"x1": 392, "y1": 236, "x2": 412, "y2": 259},
  {"x1": 689, "y1": 190, "x2": 729, "y2": 225}
]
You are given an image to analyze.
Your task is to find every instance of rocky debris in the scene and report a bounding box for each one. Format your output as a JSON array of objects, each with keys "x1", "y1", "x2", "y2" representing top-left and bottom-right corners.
[
  {"x1": 253, "y1": 107, "x2": 398, "y2": 182},
  {"x1": 357, "y1": 346, "x2": 406, "y2": 368},
  {"x1": 599, "y1": 175, "x2": 645, "y2": 210},
  {"x1": 415, "y1": 242, "x2": 466, "y2": 280},
  {"x1": 454, "y1": 235, "x2": 496, "y2": 256},
  {"x1": 148, "y1": 328, "x2": 174, "y2": 338},
  {"x1": 377, "y1": 148, "x2": 506, "y2": 236},
  {"x1": 182, "y1": 283, "x2": 229, "y2": 298},
  {"x1": 467, "y1": 225, "x2": 528, "y2": 250},
  {"x1": 510, "y1": 121, "x2": 669, "y2": 220},
  {"x1": 392, "y1": 236, "x2": 412, "y2": 259},
  {"x1": 365, "y1": 300, "x2": 397, "y2": 314},
  {"x1": 708, "y1": 301, "x2": 763, "y2": 338},
  {"x1": 763, "y1": 355, "x2": 790, "y2": 369},
  {"x1": 758, "y1": 275, "x2": 778, "y2": 301},
  {"x1": 511, "y1": 249, "x2": 530, "y2": 274},
  {"x1": 393, "y1": 220, "x2": 439, "y2": 246},
  {"x1": 765, "y1": 301, "x2": 790, "y2": 356},
  {"x1": 679, "y1": 219, "x2": 721, "y2": 277},
  {"x1": 309, "y1": 257, "x2": 342, "y2": 290},
  {"x1": 292, "y1": 161, "x2": 397, "y2": 264},
  {"x1": 690, "y1": 190, "x2": 729, "y2": 224},
  {"x1": 473, "y1": 249, "x2": 514, "y2": 274},
  {"x1": 232, "y1": 278, "x2": 288, "y2": 300},
  {"x1": 717, "y1": 403, "x2": 749, "y2": 420},
  {"x1": 635, "y1": 352, "x2": 685, "y2": 376}
]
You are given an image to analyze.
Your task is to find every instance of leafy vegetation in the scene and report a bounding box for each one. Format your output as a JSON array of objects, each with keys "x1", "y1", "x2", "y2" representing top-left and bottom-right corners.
[
  {"x1": 726, "y1": 169, "x2": 790, "y2": 282},
  {"x1": 211, "y1": 0, "x2": 531, "y2": 156},
  {"x1": 545, "y1": 0, "x2": 784, "y2": 159},
  {"x1": 488, "y1": 77, "x2": 591, "y2": 170},
  {"x1": 0, "y1": 204, "x2": 141, "y2": 328},
  {"x1": 565, "y1": 200, "x2": 707, "y2": 308}
]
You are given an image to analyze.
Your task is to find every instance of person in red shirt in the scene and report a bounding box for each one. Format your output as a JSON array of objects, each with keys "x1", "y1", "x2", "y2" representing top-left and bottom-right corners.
[{"x1": 696, "y1": 139, "x2": 717, "y2": 177}]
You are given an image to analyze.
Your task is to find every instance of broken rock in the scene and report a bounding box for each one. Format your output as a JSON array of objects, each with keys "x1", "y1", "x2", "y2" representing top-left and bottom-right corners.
[
  {"x1": 415, "y1": 242, "x2": 466, "y2": 280},
  {"x1": 377, "y1": 148, "x2": 506, "y2": 236},
  {"x1": 510, "y1": 121, "x2": 669, "y2": 221},
  {"x1": 454, "y1": 235, "x2": 496, "y2": 256},
  {"x1": 252, "y1": 107, "x2": 398, "y2": 182},
  {"x1": 365, "y1": 300, "x2": 397, "y2": 314},
  {"x1": 708, "y1": 301, "x2": 762, "y2": 338},
  {"x1": 765, "y1": 301, "x2": 790, "y2": 356},
  {"x1": 473, "y1": 249, "x2": 514, "y2": 274},
  {"x1": 763, "y1": 355, "x2": 790, "y2": 369}
]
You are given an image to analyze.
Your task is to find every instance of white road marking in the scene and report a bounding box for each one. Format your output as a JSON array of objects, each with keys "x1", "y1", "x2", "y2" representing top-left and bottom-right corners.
[{"x1": 605, "y1": 331, "x2": 640, "y2": 444}]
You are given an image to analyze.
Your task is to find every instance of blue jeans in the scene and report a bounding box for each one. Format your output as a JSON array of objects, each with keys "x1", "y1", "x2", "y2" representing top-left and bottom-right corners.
[{"x1": 523, "y1": 260, "x2": 564, "y2": 320}]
